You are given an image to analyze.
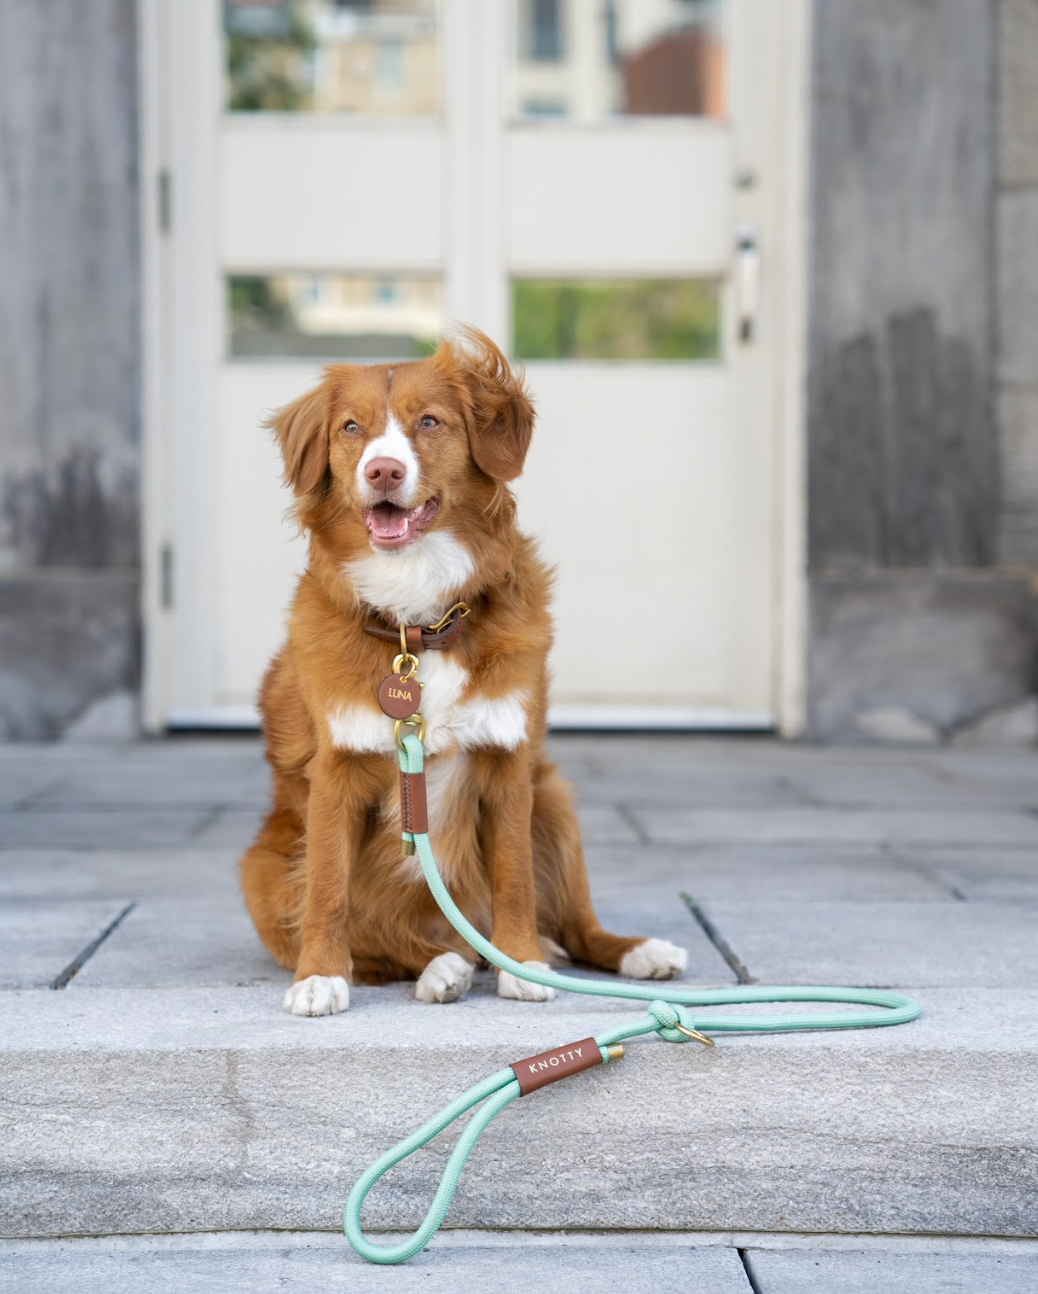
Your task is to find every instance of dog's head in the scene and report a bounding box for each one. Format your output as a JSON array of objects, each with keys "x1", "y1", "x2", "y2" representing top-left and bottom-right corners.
[{"x1": 268, "y1": 327, "x2": 534, "y2": 564}]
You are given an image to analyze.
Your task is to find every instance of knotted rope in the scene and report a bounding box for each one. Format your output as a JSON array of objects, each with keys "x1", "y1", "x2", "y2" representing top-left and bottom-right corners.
[{"x1": 343, "y1": 733, "x2": 920, "y2": 1263}]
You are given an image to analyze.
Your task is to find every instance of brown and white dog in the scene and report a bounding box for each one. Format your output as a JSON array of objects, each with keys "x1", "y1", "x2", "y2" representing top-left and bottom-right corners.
[{"x1": 239, "y1": 327, "x2": 688, "y2": 1015}]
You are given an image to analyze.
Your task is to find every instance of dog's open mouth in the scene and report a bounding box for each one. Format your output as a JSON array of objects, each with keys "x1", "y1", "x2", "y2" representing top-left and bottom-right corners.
[{"x1": 363, "y1": 497, "x2": 440, "y2": 551}]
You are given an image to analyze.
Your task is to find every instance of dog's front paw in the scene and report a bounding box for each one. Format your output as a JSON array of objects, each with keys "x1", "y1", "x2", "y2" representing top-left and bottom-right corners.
[
  {"x1": 283, "y1": 974, "x2": 350, "y2": 1017},
  {"x1": 497, "y1": 961, "x2": 557, "y2": 1002},
  {"x1": 415, "y1": 952, "x2": 474, "y2": 1004},
  {"x1": 620, "y1": 938, "x2": 688, "y2": 981}
]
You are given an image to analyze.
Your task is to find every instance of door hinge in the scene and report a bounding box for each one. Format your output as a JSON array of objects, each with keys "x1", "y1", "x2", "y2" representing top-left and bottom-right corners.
[
  {"x1": 161, "y1": 543, "x2": 174, "y2": 609},
  {"x1": 158, "y1": 169, "x2": 172, "y2": 234}
]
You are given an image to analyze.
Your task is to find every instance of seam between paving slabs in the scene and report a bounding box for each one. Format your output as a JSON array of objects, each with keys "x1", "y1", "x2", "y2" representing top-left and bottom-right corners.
[
  {"x1": 615, "y1": 802, "x2": 650, "y2": 846},
  {"x1": 882, "y1": 842, "x2": 969, "y2": 902},
  {"x1": 50, "y1": 902, "x2": 137, "y2": 989},
  {"x1": 680, "y1": 891, "x2": 755, "y2": 984},
  {"x1": 738, "y1": 1248, "x2": 765, "y2": 1294}
]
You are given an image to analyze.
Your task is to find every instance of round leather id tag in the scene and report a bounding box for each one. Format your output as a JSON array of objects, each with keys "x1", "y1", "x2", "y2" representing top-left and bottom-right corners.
[{"x1": 377, "y1": 673, "x2": 421, "y2": 720}]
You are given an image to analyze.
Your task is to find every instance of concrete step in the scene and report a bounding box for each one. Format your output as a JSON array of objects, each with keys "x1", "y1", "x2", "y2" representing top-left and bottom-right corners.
[
  {"x1": 4, "y1": 736, "x2": 1037, "y2": 1248},
  {"x1": 2, "y1": 980, "x2": 1036, "y2": 1241},
  {"x1": 2, "y1": 1230, "x2": 1036, "y2": 1294}
]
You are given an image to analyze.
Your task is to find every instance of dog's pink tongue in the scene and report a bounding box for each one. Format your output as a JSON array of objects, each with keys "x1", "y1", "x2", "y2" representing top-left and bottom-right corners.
[{"x1": 368, "y1": 504, "x2": 408, "y2": 539}]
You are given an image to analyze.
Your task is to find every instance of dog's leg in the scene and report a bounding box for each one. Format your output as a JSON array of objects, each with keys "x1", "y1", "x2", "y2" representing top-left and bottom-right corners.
[
  {"x1": 532, "y1": 767, "x2": 688, "y2": 980},
  {"x1": 477, "y1": 750, "x2": 556, "y2": 1001},
  {"x1": 284, "y1": 756, "x2": 365, "y2": 1017}
]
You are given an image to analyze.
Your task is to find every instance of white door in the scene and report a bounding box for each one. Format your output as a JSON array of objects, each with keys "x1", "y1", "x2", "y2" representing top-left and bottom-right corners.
[{"x1": 141, "y1": 0, "x2": 808, "y2": 732}]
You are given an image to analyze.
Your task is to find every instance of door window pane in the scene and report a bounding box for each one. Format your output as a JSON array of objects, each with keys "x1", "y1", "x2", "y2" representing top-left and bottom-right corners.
[
  {"x1": 512, "y1": 0, "x2": 725, "y2": 121},
  {"x1": 224, "y1": 0, "x2": 440, "y2": 115},
  {"x1": 228, "y1": 274, "x2": 442, "y2": 359},
  {"x1": 513, "y1": 279, "x2": 720, "y2": 360}
]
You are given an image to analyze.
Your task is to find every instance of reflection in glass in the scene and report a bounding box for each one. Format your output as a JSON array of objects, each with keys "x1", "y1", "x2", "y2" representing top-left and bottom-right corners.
[
  {"x1": 513, "y1": 279, "x2": 720, "y2": 361},
  {"x1": 228, "y1": 275, "x2": 442, "y2": 359},
  {"x1": 513, "y1": 0, "x2": 725, "y2": 120},
  {"x1": 224, "y1": 0, "x2": 439, "y2": 115}
]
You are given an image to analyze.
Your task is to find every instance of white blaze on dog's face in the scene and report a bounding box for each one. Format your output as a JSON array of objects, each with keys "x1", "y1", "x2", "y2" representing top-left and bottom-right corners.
[{"x1": 267, "y1": 329, "x2": 534, "y2": 577}]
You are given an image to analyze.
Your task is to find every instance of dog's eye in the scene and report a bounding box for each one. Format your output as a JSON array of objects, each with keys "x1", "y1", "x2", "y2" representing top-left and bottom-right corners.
[
  {"x1": 419, "y1": 415, "x2": 438, "y2": 430},
  {"x1": 343, "y1": 420, "x2": 360, "y2": 435}
]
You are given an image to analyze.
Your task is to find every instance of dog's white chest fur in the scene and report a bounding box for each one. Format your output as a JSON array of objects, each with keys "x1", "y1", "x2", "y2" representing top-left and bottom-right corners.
[
  {"x1": 326, "y1": 655, "x2": 528, "y2": 756},
  {"x1": 330, "y1": 530, "x2": 527, "y2": 754},
  {"x1": 345, "y1": 531, "x2": 474, "y2": 625}
]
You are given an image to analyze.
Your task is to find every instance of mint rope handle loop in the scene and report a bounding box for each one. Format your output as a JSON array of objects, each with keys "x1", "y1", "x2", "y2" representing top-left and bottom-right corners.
[
  {"x1": 344, "y1": 734, "x2": 921, "y2": 1263},
  {"x1": 344, "y1": 1069, "x2": 520, "y2": 1265}
]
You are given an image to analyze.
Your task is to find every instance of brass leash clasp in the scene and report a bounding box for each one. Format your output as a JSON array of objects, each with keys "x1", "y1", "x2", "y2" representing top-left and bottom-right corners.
[
  {"x1": 394, "y1": 713, "x2": 426, "y2": 752},
  {"x1": 392, "y1": 652, "x2": 420, "y2": 682},
  {"x1": 674, "y1": 1022, "x2": 715, "y2": 1047}
]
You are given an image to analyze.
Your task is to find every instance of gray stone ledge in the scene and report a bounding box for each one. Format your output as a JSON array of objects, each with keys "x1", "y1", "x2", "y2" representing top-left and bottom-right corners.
[{"x1": 1, "y1": 986, "x2": 1036, "y2": 1240}]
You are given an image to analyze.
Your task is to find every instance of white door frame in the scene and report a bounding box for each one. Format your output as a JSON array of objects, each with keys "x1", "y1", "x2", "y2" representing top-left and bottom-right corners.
[{"x1": 137, "y1": 0, "x2": 810, "y2": 737}]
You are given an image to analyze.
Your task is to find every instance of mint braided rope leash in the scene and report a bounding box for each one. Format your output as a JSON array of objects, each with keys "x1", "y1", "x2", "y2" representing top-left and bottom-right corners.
[{"x1": 343, "y1": 732, "x2": 921, "y2": 1264}]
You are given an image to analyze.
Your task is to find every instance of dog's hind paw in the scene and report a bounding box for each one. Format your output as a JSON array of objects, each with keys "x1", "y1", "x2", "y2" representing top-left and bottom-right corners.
[
  {"x1": 620, "y1": 938, "x2": 688, "y2": 981},
  {"x1": 497, "y1": 961, "x2": 557, "y2": 1002},
  {"x1": 283, "y1": 974, "x2": 350, "y2": 1017},
  {"x1": 415, "y1": 952, "x2": 474, "y2": 1004}
]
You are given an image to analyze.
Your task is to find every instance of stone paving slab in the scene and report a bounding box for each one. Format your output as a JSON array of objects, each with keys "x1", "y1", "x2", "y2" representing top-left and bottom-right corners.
[
  {"x1": 189, "y1": 807, "x2": 265, "y2": 850},
  {"x1": 695, "y1": 899, "x2": 1038, "y2": 987},
  {"x1": 587, "y1": 843, "x2": 952, "y2": 903},
  {"x1": 916, "y1": 746, "x2": 1038, "y2": 782},
  {"x1": 2, "y1": 984, "x2": 1036, "y2": 1240},
  {"x1": 0, "y1": 899, "x2": 131, "y2": 988},
  {"x1": 19, "y1": 758, "x2": 268, "y2": 809},
  {"x1": 4, "y1": 1231, "x2": 1037, "y2": 1294},
  {"x1": 0, "y1": 850, "x2": 241, "y2": 902},
  {"x1": 632, "y1": 805, "x2": 1038, "y2": 847},
  {"x1": 566, "y1": 750, "x2": 1038, "y2": 812},
  {"x1": 779, "y1": 759, "x2": 1038, "y2": 812},
  {"x1": 0, "y1": 809, "x2": 215, "y2": 850},
  {"x1": 71, "y1": 899, "x2": 284, "y2": 988},
  {"x1": 800, "y1": 772, "x2": 1038, "y2": 813},
  {"x1": 0, "y1": 764, "x2": 61, "y2": 810},
  {"x1": 0, "y1": 1232, "x2": 752, "y2": 1293},
  {"x1": 906, "y1": 846, "x2": 1038, "y2": 902},
  {"x1": 744, "y1": 1247, "x2": 1038, "y2": 1293},
  {"x1": 570, "y1": 765, "x2": 811, "y2": 809}
]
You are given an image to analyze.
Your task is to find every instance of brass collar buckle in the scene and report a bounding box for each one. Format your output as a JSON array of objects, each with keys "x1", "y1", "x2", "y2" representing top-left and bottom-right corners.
[{"x1": 426, "y1": 602, "x2": 470, "y2": 634}]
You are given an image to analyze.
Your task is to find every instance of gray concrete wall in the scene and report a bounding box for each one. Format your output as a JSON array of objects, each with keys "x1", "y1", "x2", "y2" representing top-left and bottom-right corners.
[
  {"x1": 806, "y1": 0, "x2": 1038, "y2": 743},
  {"x1": 0, "y1": 0, "x2": 140, "y2": 739},
  {"x1": 997, "y1": 0, "x2": 1038, "y2": 566}
]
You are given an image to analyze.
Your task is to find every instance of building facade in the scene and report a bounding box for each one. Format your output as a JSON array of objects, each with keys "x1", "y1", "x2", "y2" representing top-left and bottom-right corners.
[{"x1": 0, "y1": 0, "x2": 1035, "y2": 743}]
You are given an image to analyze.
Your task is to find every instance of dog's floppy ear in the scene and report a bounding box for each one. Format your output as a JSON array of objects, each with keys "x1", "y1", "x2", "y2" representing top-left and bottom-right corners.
[
  {"x1": 266, "y1": 385, "x2": 329, "y2": 497},
  {"x1": 441, "y1": 326, "x2": 534, "y2": 482}
]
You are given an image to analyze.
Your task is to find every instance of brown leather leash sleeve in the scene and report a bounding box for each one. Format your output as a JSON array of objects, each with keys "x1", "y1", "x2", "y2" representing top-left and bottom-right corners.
[
  {"x1": 399, "y1": 771, "x2": 429, "y2": 834},
  {"x1": 509, "y1": 1038, "x2": 601, "y2": 1096}
]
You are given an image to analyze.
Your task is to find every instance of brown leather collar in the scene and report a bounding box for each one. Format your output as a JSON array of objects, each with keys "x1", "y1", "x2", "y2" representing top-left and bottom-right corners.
[{"x1": 363, "y1": 604, "x2": 468, "y2": 653}]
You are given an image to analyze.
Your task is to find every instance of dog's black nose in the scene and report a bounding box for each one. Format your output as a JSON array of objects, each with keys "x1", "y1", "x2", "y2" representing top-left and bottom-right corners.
[{"x1": 364, "y1": 457, "x2": 406, "y2": 493}]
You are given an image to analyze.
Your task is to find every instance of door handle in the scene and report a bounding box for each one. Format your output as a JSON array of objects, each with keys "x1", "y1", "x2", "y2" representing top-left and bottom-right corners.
[{"x1": 735, "y1": 227, "x2": 759, "y2": 343}]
